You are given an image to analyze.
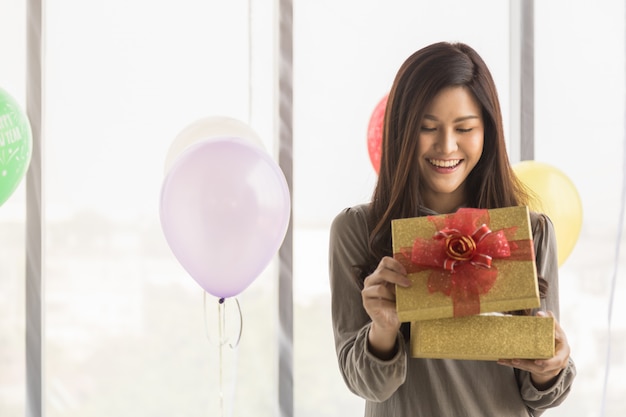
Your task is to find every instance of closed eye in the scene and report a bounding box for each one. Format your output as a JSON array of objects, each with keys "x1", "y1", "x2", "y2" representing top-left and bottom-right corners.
[
  {"x1": 421, "y1": 126, "x2": 437, "y2": 132},
  {"x1": 457, "y1": 128, "x2": 473, "y2": 133}
]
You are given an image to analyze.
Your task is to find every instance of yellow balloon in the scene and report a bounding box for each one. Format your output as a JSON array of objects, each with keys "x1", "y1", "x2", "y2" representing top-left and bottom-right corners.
[{"x1": 513, "y1": 161, "x2": 583, "y2": 267}]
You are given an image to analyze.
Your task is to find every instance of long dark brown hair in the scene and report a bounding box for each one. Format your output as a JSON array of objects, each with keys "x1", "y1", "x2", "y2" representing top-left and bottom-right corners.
[{"x1": 361, "y1": 42, "x2": 546, "y2": 309}]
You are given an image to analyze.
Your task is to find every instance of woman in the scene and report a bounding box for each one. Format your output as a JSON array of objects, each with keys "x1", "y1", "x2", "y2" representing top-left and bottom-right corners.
[{"x1": 329, "y1": 42, "x2": 576, "y2": 416}]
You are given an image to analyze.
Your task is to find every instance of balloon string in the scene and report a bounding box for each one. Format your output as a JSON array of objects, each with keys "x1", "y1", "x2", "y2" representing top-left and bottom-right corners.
[
  {"x1": 203, "y1": 294, "x2": 243, "y2": 348},
  {"x1": 202, "y1": 293, "x2": 244, "y2": 417},
  {"x1": 218, "y1": 299, "x2": 225, "y2": 417},
  {"x1": 228, "y1": 298, "x2": 243, "y2": 348},
  {"x1": 600, "y1": 20, "x2": 626, "y2": 414}
]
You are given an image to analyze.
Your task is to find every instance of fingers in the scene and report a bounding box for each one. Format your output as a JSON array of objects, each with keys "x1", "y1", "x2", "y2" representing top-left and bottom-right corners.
[
  {"x1": 362, "y1": 282, "x2": 396, "y2": 303},
  {"x1": 498, "y1": 310, "x2": 571, "y2": 387},
  {"x1": 361, "y1": 257, "x2": 410, "y2": 331},
  {"x1": 364, "y1": 256, "x2": 411, "y2": 289},
  {"x1": 537, "y1": 310, "x2": 570, "y2": 368}
]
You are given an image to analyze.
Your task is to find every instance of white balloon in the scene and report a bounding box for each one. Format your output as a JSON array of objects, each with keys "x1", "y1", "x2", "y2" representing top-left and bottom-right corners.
[{"x1": 164, "y1": 116, "x2": 265, "y2": 175}]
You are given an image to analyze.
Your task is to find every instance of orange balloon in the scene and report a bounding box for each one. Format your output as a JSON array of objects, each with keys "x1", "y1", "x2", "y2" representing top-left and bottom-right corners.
[{"x1": 513, "y1": 161, "x2": 583, "y2": 266}]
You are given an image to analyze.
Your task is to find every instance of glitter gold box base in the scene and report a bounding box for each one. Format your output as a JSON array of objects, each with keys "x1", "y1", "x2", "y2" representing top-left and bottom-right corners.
[
  {"x1": 392, "y1": 206, "x2": 540, "y2": 322},
  {"x1": 410, "y1": 315, "x2": 555, "y2": 360}
]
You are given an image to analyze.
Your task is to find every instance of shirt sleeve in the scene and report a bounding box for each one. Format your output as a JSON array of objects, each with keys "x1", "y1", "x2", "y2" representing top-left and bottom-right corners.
[
  {"x1": 517, "y1": 212, "x2": 577, "y2": 413},
  {"x1": 328, "y1": 206, "x2": 407, "y2": 402}
]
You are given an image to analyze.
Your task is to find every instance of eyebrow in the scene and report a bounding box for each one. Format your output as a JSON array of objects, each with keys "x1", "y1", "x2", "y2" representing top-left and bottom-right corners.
[{"x1": 423, "y1": 114, "x2": 481, "y2": 123}]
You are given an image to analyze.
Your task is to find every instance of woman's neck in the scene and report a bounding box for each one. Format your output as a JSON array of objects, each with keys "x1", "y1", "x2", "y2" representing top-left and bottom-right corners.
[{"x1": 422, "y1": 193, "x2": 466, "y2": 214}]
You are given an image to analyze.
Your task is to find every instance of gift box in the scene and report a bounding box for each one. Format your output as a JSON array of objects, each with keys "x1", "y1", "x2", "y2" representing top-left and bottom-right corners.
[
  {"x1": 410, "y1": 314, "x2": 555, "y2": 360},
  {"x1": 392, "y1": 206, "x2": 540, "y2": 322}
]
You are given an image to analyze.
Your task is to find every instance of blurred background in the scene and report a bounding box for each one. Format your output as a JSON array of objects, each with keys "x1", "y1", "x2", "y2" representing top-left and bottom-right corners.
[{"x1": 0, "y1": 1, "x2": 624, "y2": 416}]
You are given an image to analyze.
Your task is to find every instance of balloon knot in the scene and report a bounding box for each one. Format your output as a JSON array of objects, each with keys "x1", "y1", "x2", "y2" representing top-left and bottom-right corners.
[{"x1": 219, "y1": 297, "x2": 225, "y2": 304}]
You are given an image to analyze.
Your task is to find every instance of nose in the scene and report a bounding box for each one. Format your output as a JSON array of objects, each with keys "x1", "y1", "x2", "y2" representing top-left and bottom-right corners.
[{"x1": 435, "y1": 128, "x2": 458, "y2": 154}]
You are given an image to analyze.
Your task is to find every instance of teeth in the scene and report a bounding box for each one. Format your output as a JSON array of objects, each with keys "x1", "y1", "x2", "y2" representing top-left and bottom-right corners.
[{"x1": 429, "y1": 159, "x2": 461, "y2": 168}]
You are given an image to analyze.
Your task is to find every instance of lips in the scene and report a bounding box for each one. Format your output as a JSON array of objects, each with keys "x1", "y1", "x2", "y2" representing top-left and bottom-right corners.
[{"x1": 428, "y1": 158, "x2": 462, "y2": 168}]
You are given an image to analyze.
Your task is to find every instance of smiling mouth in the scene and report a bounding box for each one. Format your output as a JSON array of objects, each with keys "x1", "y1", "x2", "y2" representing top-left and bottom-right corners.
[{"x1": 428, "y1": 158, "x2": 462, "y2": 168}]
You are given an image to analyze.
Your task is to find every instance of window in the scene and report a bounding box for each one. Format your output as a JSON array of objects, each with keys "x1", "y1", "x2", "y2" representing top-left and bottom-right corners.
[{"x1": 1, "y1": 1, "x2": 624, "y2": 416}]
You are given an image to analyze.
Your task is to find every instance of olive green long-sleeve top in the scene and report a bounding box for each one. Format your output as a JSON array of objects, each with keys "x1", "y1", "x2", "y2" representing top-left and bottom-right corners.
[{"x1": 329, "y1": 204, "x2": 576, "y2": 417}]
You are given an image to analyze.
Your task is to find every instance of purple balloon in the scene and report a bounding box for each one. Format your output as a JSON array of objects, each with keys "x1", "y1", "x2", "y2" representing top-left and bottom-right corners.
[{"x1": 159, "y1": 137, "x2": 291, "y2": 298}]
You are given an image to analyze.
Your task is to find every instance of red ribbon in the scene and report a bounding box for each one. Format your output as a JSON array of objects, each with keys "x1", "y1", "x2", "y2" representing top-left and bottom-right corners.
[{"x1": 395, "y1": 208, "x2": 534, "y2": 317}]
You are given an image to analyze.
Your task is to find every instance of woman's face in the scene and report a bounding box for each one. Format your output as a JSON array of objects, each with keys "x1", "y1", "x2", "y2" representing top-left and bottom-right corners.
[{"x1": 417, "y1": 86, "x2": 484, "y2": 213}]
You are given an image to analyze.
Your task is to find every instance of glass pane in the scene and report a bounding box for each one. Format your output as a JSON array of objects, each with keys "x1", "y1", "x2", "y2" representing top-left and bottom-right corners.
[
  {"x1": 536, "y1": 1, "x2": 626, "y2": 416},
  {"x1": 0, "y1": 192, "x2": 27, "y2": 417},
  {"x1": 45, "y1": 1, "x2": 276, "y2": 416},
  {"x1": 0, "y1": 1, "x2": 27, "y2": 416},
  {"x1": 293, "y1": 2, "x2": 510, "y2": 416}
]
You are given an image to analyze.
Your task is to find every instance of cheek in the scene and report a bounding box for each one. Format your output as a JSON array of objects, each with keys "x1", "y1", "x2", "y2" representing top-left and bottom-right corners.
[
  {"x1": 470, "y1": 133, "x2": 485, "y2": 160},
  {"x1": 415, "y1": 137, "x2": 429, "y2": 158}
]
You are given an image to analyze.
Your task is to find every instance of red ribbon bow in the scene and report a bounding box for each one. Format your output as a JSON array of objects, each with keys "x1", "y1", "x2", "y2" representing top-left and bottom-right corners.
[{"x1": 397, "y1": 208, "x2": 532, "y2": 317}]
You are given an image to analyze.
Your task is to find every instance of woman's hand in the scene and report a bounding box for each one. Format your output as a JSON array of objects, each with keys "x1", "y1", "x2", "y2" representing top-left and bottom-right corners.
[
  {"x1": 362, "y1": 256, "x2": 411, "y2": 359},
  {"x1": 498, "y1": 310, "x2": 571, "y2": 390}
]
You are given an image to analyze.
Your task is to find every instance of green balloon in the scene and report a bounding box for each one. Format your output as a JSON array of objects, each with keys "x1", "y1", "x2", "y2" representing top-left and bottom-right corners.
[{"x1": 0, "y1": 87, "x2": 32, "y2": 207}]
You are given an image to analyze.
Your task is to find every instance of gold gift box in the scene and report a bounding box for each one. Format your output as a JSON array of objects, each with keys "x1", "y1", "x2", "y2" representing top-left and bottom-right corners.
[
  {"x1": 392, "y1": 206, "x2": 540, "y2": 322},
  {"x1": 410, "y1": 315, "x2": 555, "y2": 360}
]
